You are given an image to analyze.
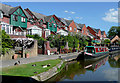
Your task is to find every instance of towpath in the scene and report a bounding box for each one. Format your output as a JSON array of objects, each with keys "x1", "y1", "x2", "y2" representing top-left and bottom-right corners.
[{"x1": 0, "y1": 52, "x2": 81, "y2": 68}]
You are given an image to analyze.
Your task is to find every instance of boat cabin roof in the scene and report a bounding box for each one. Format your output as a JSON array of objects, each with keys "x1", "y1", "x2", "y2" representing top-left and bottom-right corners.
[{"x1": 85, "y1": 46, "x2": 107, "y2": 48}]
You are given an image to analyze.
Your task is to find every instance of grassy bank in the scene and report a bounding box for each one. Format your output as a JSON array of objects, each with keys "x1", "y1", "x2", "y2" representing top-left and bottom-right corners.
[{"x1": 2, "y1": 59, "x2": 61, "y2": 77}]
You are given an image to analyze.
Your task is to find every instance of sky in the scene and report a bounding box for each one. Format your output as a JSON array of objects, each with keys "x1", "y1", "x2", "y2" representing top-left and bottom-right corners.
[{"x1": 2, "y1": 2, "x2": 118, "y2": 34}]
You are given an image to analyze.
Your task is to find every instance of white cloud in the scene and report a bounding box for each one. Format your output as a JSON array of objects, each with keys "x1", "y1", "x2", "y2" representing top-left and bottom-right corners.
[
  {"x1": 102, "y1": 8, "x2": 118, "y2": 23},
  {"x1": 70, "y1": 11, "x2": 75, "y2": 14},
  {"x1": 64, "y1": 10, "x2": 68, "y2": 13},
  {"x1": 68, "y1": 17, "x2": 71, "y2": 18},
  {"x1": 109, "y1": 8, "x2": 115, "y2": 12},
  {"x1": 75, "y1": 17, "x2": 83, "y2": 20},
  {"x1": 64, "y1": 18, "x2": 69, "y2": 20},
  {"x1": 64, "y1": 10, "x2": 75, "y2": 14}
]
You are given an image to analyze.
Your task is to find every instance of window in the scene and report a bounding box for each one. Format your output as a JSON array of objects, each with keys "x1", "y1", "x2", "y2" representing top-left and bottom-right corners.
[
  {"x1": 74, "y1": 28, "x2": 76, "y2": 31},
  {"x1": 77, "y1": 30, "x2": 79, "y2": 32},
  {"x1": 49, "y1": 23, "x2": 52, "y2": 27},
  {"x1": 82, "y1": 30, "x2": 84, "y2": 33},
  {"x1": 6, "y1": 25, "x2": 9, "y2": 34},
  {"x1": 21, "y1": 17, "x2": 25, "y2": 22},
  {"x1": 0, "y1": 11, "x2": 3, "y2": 18},
  {"x1": 2, "y1": 24, "x2": 5, "y2": 31},
  {"x1": 54, "y1": 24, "x2": 56, "y2": 28},
  {"x1": 45, "y1": 30, "x2": 50, "y2": 37},
  {"x1": 70, "y1": 27, "x2": 72, "y2": 30},
  {"x1": 39, "y1": 19, "x2": 43, "y2": 25},
  {"x1": 13, "y1": 15, "x2": 18, "y2": 21},
  {"x1": 65, "y1": 27, "x2": 67, "y2": 30}
]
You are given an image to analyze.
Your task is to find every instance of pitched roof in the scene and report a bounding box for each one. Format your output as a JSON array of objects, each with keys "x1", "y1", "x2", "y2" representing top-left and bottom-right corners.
[
  {"x1": 9, "y1": 6, "x2": 20, "y2": 14},
  {"x1": 44, "y1": 15, "x2": 52, "y2": 22},
  {"x1": 101, "y1": 31, "x2": 105, "y2": 35},
  {"x1": 0, "y1": 3, "x2": 27, "y2": 18},
  {"x1": 59, "y1": 18, "x2": 68, "y2": 26},
  {"x1": 75, "y1": 23, "x2": 81, "y2": 30},
  {"x1": 24, "y1": 10, "x2": 32, "y2": 19},
  {"x1": 32, "y1": 11, "x2": 46, "y2": 20},
  {"x1": 0, "y1": 3, "x2": 13, "y2": 16},
  {"x1": 65, "y1": 20, "x2": 73, "y2": 26},
  {"x1": 94, "y1": 29, "x2": 100, "y2": 33},
  {"x1": 78, "y1": 24, "x2": 85, "y2": 29}
]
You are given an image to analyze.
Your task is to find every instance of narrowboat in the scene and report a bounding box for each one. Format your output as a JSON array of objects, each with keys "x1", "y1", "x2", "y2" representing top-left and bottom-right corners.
[
  {"x1": 84, "y1": 46, "x2": 109, "y2": 60},
  {"x1": 109, "y1": 46, "x2": 120, "y2": 52}
]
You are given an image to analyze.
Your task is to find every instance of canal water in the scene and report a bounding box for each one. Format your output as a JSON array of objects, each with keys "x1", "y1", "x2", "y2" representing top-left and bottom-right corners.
[{"x1": 47, "y1": 54, "x2": 120, "y2": 82}]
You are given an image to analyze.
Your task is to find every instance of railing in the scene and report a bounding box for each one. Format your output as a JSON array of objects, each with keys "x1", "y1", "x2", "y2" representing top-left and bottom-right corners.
[{"x1": 7, "y1": 31, "x2": 26, "y2": 36}]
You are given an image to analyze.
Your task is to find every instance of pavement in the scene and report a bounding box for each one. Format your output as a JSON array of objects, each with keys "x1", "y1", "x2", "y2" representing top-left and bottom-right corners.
[{"x1": 0, "y1": 52, "x2": 80, "y2": 68}]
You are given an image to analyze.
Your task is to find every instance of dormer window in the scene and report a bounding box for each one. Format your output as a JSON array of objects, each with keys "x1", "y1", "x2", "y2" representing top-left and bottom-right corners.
[
  {"x1": 13, "y1": 15, "x2": 18, "y2": 21},
  {"x1": 0, "y1": 11, "x2": 3, "y2": 18}
]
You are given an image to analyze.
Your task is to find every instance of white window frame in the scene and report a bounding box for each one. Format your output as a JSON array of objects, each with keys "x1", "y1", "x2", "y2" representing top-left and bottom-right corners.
[
  {"x1": 21, "y1": 17, "x2": 25, "y2": 22},
  {"x1": 70, "y1": 27, "x2": 72, "y2": 30},
  {"x1": 65, "y1": 27, "x2": 67, "y2": 30},
  {"x1": 1, "y1": 22, "x2": 13, "y2": 34}
]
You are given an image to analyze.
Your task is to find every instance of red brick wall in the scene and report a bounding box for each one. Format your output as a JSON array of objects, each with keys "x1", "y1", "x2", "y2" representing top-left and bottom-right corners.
[
  {"x1": 98, "y1": 30, "x2": 102, "y2": 38},
  {"x1": 87, "y1": 26, "x2": 96, "y2": 37},
  {"x1": 103, "y1": 32, "x2": 107, "y2": 38},
  {"x1": 57, "y1": 27, "x2": 61, "y2": 31},
  {"x1": 68, "y1": 21, "x2": 77, "y2": 32},
  {"x1": 81, "y1": 25, "x2": 88, "y2": 36},
  {"x1": 2, "y1": 16, "x2": 10, "y2": 24},
  {"x1": 27, "y1": 21, "x2": 35, "y2": 28}
]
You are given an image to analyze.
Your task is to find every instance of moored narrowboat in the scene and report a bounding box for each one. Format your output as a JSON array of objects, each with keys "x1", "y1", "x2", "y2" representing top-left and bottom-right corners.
[{"x1": 84, "y1": 46, "x2": 109, "y2": 60}]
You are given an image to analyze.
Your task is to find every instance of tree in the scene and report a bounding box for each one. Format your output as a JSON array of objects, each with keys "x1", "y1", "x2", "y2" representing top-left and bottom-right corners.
[
  {"x1": 2, "y1": 30, "x2": 14, "y2": 54},
  {"x1": 104, "y1": 39, "x2": 110, "y2": 44},
  {"x1": 108, "y1": 26, "x2": 120, "y2": 38}
]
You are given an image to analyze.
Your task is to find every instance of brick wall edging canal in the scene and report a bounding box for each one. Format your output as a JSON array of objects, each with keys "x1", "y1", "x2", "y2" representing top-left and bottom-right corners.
[
  {"x1": 31, "y1": 52, "x2": 80, "y2": 81},
  {"x1": 31, "y1": 60, "x2": 64, "y2": 81}
]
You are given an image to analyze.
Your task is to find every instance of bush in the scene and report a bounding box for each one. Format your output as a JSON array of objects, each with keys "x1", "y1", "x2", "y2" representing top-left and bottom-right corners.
[
  {"x1": 2, "y1": 30, "x2": 14, "y2": 55},
  {"x1": 60, "y1": 46, "x2": 64, "y2": 50}
]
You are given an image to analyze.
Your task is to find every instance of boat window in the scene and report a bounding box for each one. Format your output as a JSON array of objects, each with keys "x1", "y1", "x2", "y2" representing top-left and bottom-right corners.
[{"x1": 86, "y1": 47, "x2": 95, "y2": 53}]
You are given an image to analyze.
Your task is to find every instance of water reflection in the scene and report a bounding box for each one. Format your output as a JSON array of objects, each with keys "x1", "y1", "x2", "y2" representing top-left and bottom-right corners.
[
  {"x1": 108, "y1": 54, "x2": 120, "y2": 68},
  {"x1": 48, "y1": 54, "x2": 119, "y2": 82}
]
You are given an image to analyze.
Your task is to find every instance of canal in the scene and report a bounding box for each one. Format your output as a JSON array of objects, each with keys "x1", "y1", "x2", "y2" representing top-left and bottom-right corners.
[{"x1": 47, "y1": 54, "x2": 120, "y2": 82}]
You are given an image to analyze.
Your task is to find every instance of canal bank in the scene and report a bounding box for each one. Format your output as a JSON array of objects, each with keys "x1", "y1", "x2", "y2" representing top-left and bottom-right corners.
[
  {"x1": 1, "y1": 52, "x2": 80, "y2": 82},
  {"x1": 31, "y1": 52, "x2": 80, "y2": 81}
]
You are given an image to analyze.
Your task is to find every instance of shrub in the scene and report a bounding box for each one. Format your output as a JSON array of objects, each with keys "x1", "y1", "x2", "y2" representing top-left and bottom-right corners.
[{"x1": 2, "y1": 30, "x2": 14, "y2": 55}]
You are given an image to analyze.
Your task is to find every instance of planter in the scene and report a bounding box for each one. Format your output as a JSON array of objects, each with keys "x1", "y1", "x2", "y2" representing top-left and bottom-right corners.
[{"x1": 25, "y1": 53, "x2": 29, "y2": 58}]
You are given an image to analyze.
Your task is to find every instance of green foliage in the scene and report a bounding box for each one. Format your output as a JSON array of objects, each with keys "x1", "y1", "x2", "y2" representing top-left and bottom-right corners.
[
  {"x1": 46, "y1": 33, "x2": 88, "y2": 50},
  {"x1": 108, "y1": 26, "x2": 120, "y2": 38},
  {"x1": 104, "y1": 39, "x2": 110, "y2": 44},
  {"x1": 2, "y1": 30, "x2": 14, "y2": 55},
  {"x1": 60, "y1": 46, "x2": 64, "y2": 50},
  {"x1": 69, "y1": 48, "x2": 72, "y2": 52},
  {"x1": 26, "y1": 34, "x2": 46, "y2": 46}
]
